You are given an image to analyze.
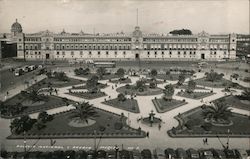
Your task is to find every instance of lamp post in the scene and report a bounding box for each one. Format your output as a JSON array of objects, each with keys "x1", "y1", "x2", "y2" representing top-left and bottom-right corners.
[
  {"x1": 23, "y1": 131, "x2": 27, "y2": 153},
  {"x1": 115, "y1": 145, "x2": 119, "y2": 159}
]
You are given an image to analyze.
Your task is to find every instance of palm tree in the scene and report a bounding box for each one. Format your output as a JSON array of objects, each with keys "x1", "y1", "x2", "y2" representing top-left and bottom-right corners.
[
  {"x1": 70, "y1": 102, "x2": 98, "y2": 124},
  {"x1": 202, "y1": 101, "x2": 233, "y2": 123},
  {"x1": 240, "y1": 88, "x2": 250, "y2": 100}
]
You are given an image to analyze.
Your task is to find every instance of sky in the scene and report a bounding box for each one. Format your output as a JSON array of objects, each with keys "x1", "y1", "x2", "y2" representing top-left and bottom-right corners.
[{"x1": 0, "y1": 0, "x2": 249, "y2": 34}]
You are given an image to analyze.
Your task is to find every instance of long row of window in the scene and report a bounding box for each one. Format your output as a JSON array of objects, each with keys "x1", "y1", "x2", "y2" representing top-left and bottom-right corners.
[
  {"x1": 53, "y1": 38, "x2": 131, "y2": 42},
  {"x1": 143, "y1": 38, "x2": 197, "y2": 42},
  {"x1": 54, "y1": 44, "x2": 131, "y2": 50}
]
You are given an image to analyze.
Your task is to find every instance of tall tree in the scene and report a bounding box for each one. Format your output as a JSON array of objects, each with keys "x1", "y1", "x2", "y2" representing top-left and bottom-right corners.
[
  {"x1": 116, "y1": 68, "x2": 125, "y2": 79},
  {"x1": 150, "y1": 69, "x2": 158, "y2": 79},
  {"x1": 117, "y1": 93, "x2": 126, "y2": 102},
  {"x1": 70, "y1": 102, "x2": 98, "y2": 124},
  {"x1": 10, "y1": 115, "x2": 36, "y2": 135},
  {"x1": 163, "y1": 84, "x2": 175, "y2": 101},
  {"x1": 178, "y1": 74, "x2": 186, "y2": 85},
  {"x1": 186, "y1": 80, "x2": 196, "y2": 93},
  {"x1": 96, "y1": 67, "x2": 106, "y2": 79}
]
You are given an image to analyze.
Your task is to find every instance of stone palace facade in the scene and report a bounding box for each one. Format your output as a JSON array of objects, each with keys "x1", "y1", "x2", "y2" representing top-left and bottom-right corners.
[{"x1": 9, "y1": 19, "x2": 237, "y2": 61}]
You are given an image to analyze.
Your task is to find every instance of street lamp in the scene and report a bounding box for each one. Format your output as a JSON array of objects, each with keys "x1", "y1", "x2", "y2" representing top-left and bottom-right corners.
[{"x1": 115, "y1": 145, "x2": 119, "y2": 159}]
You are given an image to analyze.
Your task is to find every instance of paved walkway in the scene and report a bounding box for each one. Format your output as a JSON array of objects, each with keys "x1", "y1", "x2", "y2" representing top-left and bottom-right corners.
[{"x1": 1, "y1": 72, "x2": 250, "y2": 152}]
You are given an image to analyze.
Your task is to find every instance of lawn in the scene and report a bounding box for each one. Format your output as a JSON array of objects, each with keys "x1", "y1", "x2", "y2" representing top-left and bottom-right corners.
[
  {"x1": 215, "y1": 95, "x2": 250, "y2": 111},
  {"x1": 102, "y1": 98, "x2": 140, "y2": 113},
  {"x1": 152, "y1": 98, "x2": 187, "y2": 113},
  {"x1": 168, "y1": 106, "x2": 250, "y2": 138},
  {"x1": 1, "y1": 94, "x2": 73, "y2": 119},
  {"x1": 116, "y1": 85, "x2": 163, "y2": 96},
  {"x1": 149, "y1": 73, "x2": 191, "y2": 81},
  {"x1": 8, "y1": 108, "x2": 146, "y2": 139},
  {"x1": 76, "y1": 73, "x2": 119, "y2": 80},
  {"x1": 176, "y1": 91, "x2": 215, "y2": 99},
  {"x1": 174, "y1": 84, "x2": 209, "y2": 90},
  {"x1": 67, "y1": 91, "x2": 106, "y2": 100},
  {"x1": 109, "y1": 78, "x2": 132, "y2": 84},
  {"x1": 28, "y1": 77, "x2": 84, "y2": 90},
  {"x1": 194, "y1": 77, "x2": 244, "y2": 89},
  {"x1": 71, "y1": 83, "x2": 108, "y2": 90}
]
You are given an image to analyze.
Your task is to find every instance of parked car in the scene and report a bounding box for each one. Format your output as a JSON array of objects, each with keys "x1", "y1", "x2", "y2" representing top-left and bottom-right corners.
[
  {"x1": 176, "y1": 148, "x2": 188, "y2": 159},
  {"x1": 75, "y1": 150, "x2": 87, "y2": 159},
  {"x1": 223, "y1": 149, "x2": 241, "y2": 159},
  {"x1": 165, "y1": 148, "x2": 177, "y2": 159},
  {"x1": 200, "y1": 150, "x2": 215, "y2": 159},
  {"x1": 246, "y1": 150, "x2": 250, "y2": 159},
  {"x1": 211, "y1": 149, "x2": 226, "y2": 159},
  {"x1": 106, "y1": 150, "x2": 116, "y2": 159},
  {"x1": 154, "y1": 148, "x2": 165, "y2": 159},
  {"x1": 96, "y1": 150, "x2": 106, "y2": 159},
  {"x1": 119, "y1": 150, "x2": 131, "y2": 159},
  {"x1": 64, "y1": 150, "x2": 75, "y2": 159},
  {"x1": 237, "y1": 149, "x2": 249, "y2": 159},
  {"x1": 130, "y1": 150, "x2": 142, "y2": 159},
  {"x1": 186, "y1": 148, "x2": 200, "y2": 159},
  {"x1": 141, "y1": 149, "x2": 152, "y2": 159}
]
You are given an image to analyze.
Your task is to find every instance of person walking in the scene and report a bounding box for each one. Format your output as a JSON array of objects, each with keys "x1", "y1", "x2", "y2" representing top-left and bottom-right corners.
[
  {"x1": 158, "y1": 123, "x2": 161, "y2": 130},
  {"x1": 146, "y1": 132, "x2": 149, "y2": 138}
]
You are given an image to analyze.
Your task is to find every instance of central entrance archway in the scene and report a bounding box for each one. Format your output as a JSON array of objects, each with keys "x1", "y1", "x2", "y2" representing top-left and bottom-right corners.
[{"x1": 135, "y1": 53, "x2": 140, "y2": 59}]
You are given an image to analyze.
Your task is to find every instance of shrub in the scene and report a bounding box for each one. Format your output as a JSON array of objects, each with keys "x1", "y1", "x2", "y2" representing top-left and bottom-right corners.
[
  {"x1": 99, "y1": 126, "x2": 106, "y2": 132},
  {"x1": 125, "y1": 84, "x2": 131, "y2": 89},
  {"x1": 201, "y1": 122, "x2": 212, "y2": 131},
  {"x1": 185, "y1": 119, "x2": 199, "y2": 130},
  {"x1": 114, "y1": 122, "x2": 123, "y2": 130}
]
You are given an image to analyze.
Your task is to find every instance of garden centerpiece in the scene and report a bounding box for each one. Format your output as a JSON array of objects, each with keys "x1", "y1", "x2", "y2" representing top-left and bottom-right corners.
[{"x1": 152, "y1": 84, "x2": 187, "y2": 113}]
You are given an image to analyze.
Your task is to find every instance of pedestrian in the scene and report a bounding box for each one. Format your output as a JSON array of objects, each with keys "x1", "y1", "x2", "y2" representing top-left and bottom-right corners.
[
  {"x1": 205, "y1": 138, "x2": 208, "y2": 145},
  {"x1": 55, "y1": 89, "x2": 58, "y2": 95},
  {"x1": 109, "y1": 96, "x2": 111, "y2": 99},
  {"x1": 158, "y1": 123, "x2": 161, "y2": 130},
  {"x1": 6, "y1": 91, "x2": 9, "y2": 96},
  {"x1": 146, "y1": 132, "x2": 149, "y2": 138}
]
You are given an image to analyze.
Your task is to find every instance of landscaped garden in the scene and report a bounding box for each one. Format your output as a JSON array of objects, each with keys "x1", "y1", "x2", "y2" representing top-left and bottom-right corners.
[
  {"x1": 152, "y1": 84, "x2": 187, "y2": 113},
  {"x1": 67, "y1": 75, "x2": 107, "y2": 100},
  {"x1": 147, "y1": 69, "x2": 194, "y2": 81},
  {"x1": 116, "y1": 80, "x2": 162, "y2": 96},
  {"x1": 102, "y1": 93, "x2": 140, "y2": 113},
  {"x1": 214, "y1": 88, "x2": 250, "y2": 111},
  {"x1": 74, "y1": 67, "x2": 120, "y2": 80},
  {"x1": 176, "y1": 80, "x2": 215, "y2": 99},
  {"x1": 194, "y1": 70, "x2": 244, "y2": 89},
  {"x1": 29, "y1": 71, "x2": 84, "y2": 90},
  {"x1": 168, "y1": 100, "x2": 250, "y2": 138},
  {"x1": 0, "y1": 90, "x2": 73, "y2": 118},
  {"x1": 8, "y1": 102, "x2": 145, "y2": 139}
]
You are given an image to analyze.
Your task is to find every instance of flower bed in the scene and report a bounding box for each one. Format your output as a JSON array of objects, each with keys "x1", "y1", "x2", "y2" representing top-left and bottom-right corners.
[
  {"x1": 168, "y1": 106, "x2": 250, "y2": 138},
  {"x1": 7, "y1": 108, "x2": 146, "y2": 139},
  {"x1": 152, "y1": 98, "x2": 187, "y2": 113},
  {"x1": 176, "y1": 91, "x2": 215, "y2": 99},
  {"x1": 67, "y1": 91, "x2": 106, "y2": 100},
  {"x1": 102, "y1": 98, "x2": 139, "y2": 113},
  {"x1": 116, "y1": 85, "x2": 163, "y2": 96}
]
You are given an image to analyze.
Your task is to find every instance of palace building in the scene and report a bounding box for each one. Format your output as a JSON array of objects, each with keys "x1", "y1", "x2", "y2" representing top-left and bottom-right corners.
[{"x1": 7, "y1": 19, "x2": 237, "y2": 61}]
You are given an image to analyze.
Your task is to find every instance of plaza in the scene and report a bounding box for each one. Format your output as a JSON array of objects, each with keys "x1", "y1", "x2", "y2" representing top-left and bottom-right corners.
[{"x1": 0, "y1": 60, "x2": 250, "y2": 153}]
